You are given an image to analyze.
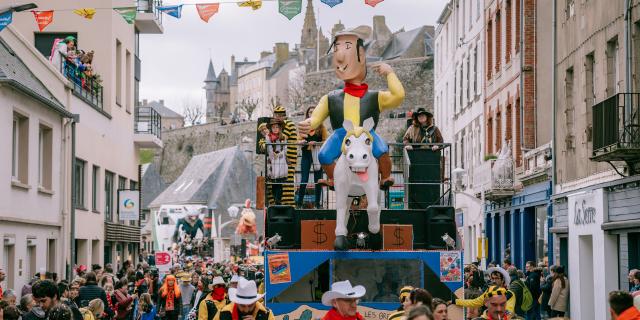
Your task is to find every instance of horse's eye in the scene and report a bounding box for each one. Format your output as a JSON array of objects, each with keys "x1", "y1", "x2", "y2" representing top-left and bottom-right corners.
[
  {"x1": 345, "y1": 139, "x2": 351, "y2": 146},
  {"x1": 365, "y1": 138, "x2": 371, "y2": 145}
]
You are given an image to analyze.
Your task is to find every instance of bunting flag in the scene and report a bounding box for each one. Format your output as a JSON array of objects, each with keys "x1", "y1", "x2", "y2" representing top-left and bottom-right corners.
[
  {"x1": 238, "y1": 0, "x2": 262, "y2": 10},
  {"x1": 0, "y1": 11, "x2": 12, "y2": 33},
  {"x1": 365, "y1": 0, "x2": 384, "y2": 7},
  {"x1": 278, "y1": 0, "x2": 302, "y2": 20},
  {"x1": 321, "y1": 0, "x2": 343, "y2": 8},
  {"x1": 196, "y1": 3, "x2": 220, "y2": 22},
  {"x1": 32, "y1": 11, "x2": 54, "y2": 32},
  {"x1": 73, "y1": 8, "x2": 97, "y2": 20},
  {"x1": 114, "y1": 7, "x2": 137, "y2": 24},
  {"x1": 158, "y1": 5, "x2": 183, "y2": 19}
]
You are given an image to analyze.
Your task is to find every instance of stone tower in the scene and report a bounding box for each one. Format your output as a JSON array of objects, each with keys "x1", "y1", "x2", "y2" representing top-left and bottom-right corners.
[
  {"x1": 203, "y1": 59, "x2": 218, "y2": 123},
  {"x1": 300, "y1": 0, "x2": 317, "y2": 49}
]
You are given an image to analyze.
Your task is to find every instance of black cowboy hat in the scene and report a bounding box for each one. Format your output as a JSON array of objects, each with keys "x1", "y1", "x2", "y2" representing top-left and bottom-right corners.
[
  {"x1": 268, "y1": 118, "x2": 284, "y2": 128},
  {"x1": 413, "y1": 108, "x2": 433, "y2": 119}
]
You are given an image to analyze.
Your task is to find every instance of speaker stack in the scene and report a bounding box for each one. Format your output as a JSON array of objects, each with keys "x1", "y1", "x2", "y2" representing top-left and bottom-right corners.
[{"x1": 406, "y1": 149, "x2": 442, "y2": 209}]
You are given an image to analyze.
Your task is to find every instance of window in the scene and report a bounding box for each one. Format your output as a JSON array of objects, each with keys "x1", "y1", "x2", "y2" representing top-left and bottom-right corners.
[
  {"x1": 506, "y1": 104, "x2": 513, "y2": 144},
  {"x1": 477, "y1": 0, "x2": 481, "y2": 20},
  {"x1": 116, "y1": 39, "x2": 122, "y2": 106},
  {"x1": 74, "y1": 159, "x2": 86, "y2": 208},
  {"x1": 495, "y1": 9, "x2": 502, "y2": 73},
  {"x1": 565, "y1": 0, "x2": 575, "y2": 20},
  {"x1": 38, "y1": 124, "x2": 53, "y2": 190},
  {"x1": 92, "y1": 166, "x2": 100, "y2": 212},
  {"x1": 515, "y1": 0, "x2": 521, "y2": 52},
  {"x1": 506, "y1": 0, "x2": 512, "y2": 63},
  {"x1": 487, "y1": 115, "x2": 494, "y2": 155},
  {"x1": 34, "y1": 32, "x2": 77, "y2": 60},
  {"x1": 496, "y1": 109, "x2": 502, "y2": 151},
  {"x1": 130, "y1": 180, "x2": 138, "y2": 190},
  {"x1": 565, "y1": 67, "x2": 575, "y2": 149},
  {"x1": 487, "y1": 20, "x2": 493, "y2": 80},
  {"x1": 118, "y1": 176, "x2": 127, "y2": 222},
  {"x1": 466, "y1": 55, "x2": 471, "y2": 103},
  {"x1": 126, "y1": 50, "x2": 132, "y2": 112},
  {"x1": 12, "y1": 113, "x2": 29, "y2": 184},
  {"x1": 474, "y1": 46, "x2": 479, "y2": 95},
  {"x1": 105, "y1": 171, "x2": 114, "y2": 222},
  {"x1": 586, "y1": 53, "x2": 596, "y2": 104},
  {"x1": 606, "y1": 37, "x2": 619, "y2": 96}
]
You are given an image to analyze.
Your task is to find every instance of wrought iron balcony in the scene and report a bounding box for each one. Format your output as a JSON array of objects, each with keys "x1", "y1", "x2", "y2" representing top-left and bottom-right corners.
[
  {"x1": 61, "y1": 57, "x2": 103, "y2": 110},
  {"x1": 135, "y1": 0, "x2": 164, "y2": 34},
  {"x1": 475, "y1": 158, "x2": 516, "y2": 201},
  {"x1": 134, "y1": 106, "x2": 163, "y2": 149},
  {"x1": 592, "y1": 93, "x2": 640, "y2": 166}
]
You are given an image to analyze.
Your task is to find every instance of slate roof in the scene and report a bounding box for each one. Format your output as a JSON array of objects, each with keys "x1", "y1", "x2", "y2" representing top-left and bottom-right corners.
[
  {"x1": 205, "y1": 59, "x2": 217, "y2": 82},
  {"x1": 145, "y1": 100, "x2": 183, "y2": 119},
  {"x1": 141, "y1": 162, "x2": 169, "y2": 209}
]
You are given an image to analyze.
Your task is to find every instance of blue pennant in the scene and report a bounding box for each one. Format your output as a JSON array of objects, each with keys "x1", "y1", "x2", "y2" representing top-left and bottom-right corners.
[
  {"x1": 0, "y1": 11, "x2": 13, "y2": 32},
  {"x1": 320, "y1": 0, "x2": 343, "y2": 8},
  {"x1": 157, "y1": 5, "x2": 183, "y2": 19}
]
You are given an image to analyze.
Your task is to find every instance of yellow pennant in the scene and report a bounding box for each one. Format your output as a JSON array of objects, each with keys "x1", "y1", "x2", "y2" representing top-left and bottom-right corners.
[
  {"x1": 73, "y1": 8, "x2": 96, "y2": 19},
  {"x1": 238, "y1": 0, "x2": 262, "y2": 10}
]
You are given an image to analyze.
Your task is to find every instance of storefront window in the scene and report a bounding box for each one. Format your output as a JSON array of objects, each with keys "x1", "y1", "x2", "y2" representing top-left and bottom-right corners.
[{"x1": 536, "y1": 205, "x2": 549, "y2": 265}]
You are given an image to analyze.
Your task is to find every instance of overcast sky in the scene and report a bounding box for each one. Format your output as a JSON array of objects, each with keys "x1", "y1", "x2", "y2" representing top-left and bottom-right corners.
[{"x1": 139, "y1": 0, "x2": 447, "y2": 115}]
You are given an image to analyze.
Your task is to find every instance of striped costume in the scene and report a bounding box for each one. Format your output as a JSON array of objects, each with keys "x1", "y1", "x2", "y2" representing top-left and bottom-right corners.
[{"x1": 281, "y1": 118, "x2": 297, "y2": 205}]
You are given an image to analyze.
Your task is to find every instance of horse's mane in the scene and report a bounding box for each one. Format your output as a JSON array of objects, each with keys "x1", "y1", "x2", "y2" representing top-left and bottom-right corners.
[{"x1": 341, "y1": 127, "x2": 374, "y2": 153}]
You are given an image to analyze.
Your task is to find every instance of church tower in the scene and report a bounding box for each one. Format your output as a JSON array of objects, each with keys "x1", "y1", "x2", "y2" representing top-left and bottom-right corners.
[
  {"x1": 203, "y1": 59, "x2": 218, "y2": 123},
  {"x1": 300, "y1": 0, "x2": 317, "y2": 49}
]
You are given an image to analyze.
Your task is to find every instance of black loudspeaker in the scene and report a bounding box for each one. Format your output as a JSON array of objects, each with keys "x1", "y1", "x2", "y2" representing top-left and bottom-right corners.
[
  {"x1": 240, "y1": 239, "x2": 247, "y2": 258},
  {"x1": 425, "y1": 206, "x2": 456, "y2": 249},
  {"x1": 265, "y1": 205, "x2": 297, "y2": 249},
  {"x1": 407, "y1": 149, "x2": 441, "y2": 209}
]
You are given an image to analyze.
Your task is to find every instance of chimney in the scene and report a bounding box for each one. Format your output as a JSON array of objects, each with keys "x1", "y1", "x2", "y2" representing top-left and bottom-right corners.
[
  {"x1": 274, "y1": 42, "x2": 289, "y2": 69},
  {"x1": 231, "y1": 55, "x2": 236, "y2": 74},
  {"x1": 143, "y1": 99, "x2": 148, "y2": 106},
  {"x1": 159, "y1": 99, "x2": 164, "y2": 105},
  {"x1": 372, "y1": 15, "x2": 392, "y2": 41}
]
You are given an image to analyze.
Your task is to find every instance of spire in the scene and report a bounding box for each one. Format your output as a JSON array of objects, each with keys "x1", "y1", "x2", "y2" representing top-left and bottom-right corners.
[
  {"x1": 300, "y1": 0, "x2": 318, "y2": 49},
  {"x1": 204, "y1": 59, "x2": 217, "y2": 82}
]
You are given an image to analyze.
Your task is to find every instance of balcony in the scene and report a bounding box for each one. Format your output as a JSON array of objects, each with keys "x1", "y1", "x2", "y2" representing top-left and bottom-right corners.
[
  {"x1": 516, "y1": 142, "x2": 552, "y2": 186},
  {"x1": 62, "y1": 58, "x2": 103, "y2": 111},
  {"x1": 475, "y1": 158, "x2": 516, "y2": 201},
  {"x1": 135, "y1": 0, "x2": 164, "y2": 34},
  {"x1": 592, "y1": 93, "x2": 640, "y2": 168},
  {"x1": 134, "y1": 106, "x2": 163, "y2": 149}
]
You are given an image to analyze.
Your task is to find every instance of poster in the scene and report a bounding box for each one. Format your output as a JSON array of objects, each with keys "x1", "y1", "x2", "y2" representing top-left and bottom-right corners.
[
  {"x1": 268, "y1": 252, "x2": 292, "y2": 284},
  {"x1": 118, "y1": 190, "x2": 139, "y2": 220},
  {"x1": 155, "y1": 251, "x2": 172, "y2": 273},
  {"x1": 439, "y1": 252, "x2": 461, "y2": 282}
]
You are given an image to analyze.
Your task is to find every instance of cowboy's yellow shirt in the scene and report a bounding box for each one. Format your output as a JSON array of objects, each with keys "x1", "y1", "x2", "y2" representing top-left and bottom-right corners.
[{"x1": 308, "y1": 72, "x2": 405, "y2": 130}]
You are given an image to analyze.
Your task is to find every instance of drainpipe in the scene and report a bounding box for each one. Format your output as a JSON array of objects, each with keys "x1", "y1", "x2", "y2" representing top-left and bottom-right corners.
[
  {"x1": 519, "y1": 0, "x2": 525, "y2": 155},
  {"x1": 551, "y1": 0, "x2": 558, "y2": 265},
  {"x1": 624, "y1": 0, "x2": 632, "y2": 127},
  {"x1": 68, "y1": 115, "x2": 79, "y2": 280}
]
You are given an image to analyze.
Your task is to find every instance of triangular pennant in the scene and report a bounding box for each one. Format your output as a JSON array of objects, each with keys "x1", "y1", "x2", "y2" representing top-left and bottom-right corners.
[
  {"x1": 157, "y1": 5, "x2": 183, "y2": 19},
  {"x1": 365, "y1": 0, "x2": 384, "y2": 7},
  {"x1": 114, "y1": 7, "x2": 137, "y2": 24},
  {"x1": 32, "y1": 11, "x2": 54, "y2": 32},
  {"x1": 238, "y1": 0, "x2": 262, "y2": 10},
  {"x1": 320, "y1": 0, "x2": 343, "y2": 8},
  {"x1": 278, "y1": 0, "x2": 302, "y2": 20},
  {"x1": 0, "y1": 11, "x2": 12, "y2": 33},
  {"x1": 73, "y1": 8, "x2": 97, "y2": 20},
  {"x1": 195, "y1": 3, "x2": 220, "y2": 22}
]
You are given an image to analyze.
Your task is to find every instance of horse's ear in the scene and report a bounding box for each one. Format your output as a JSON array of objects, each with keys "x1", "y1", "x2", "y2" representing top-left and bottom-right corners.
[
  {"x1": 362, "y1": 118, "x2": 374, "y2": 131},
  {"x1": 343, "y1": 119, "x2": 354, "y2": 132}
]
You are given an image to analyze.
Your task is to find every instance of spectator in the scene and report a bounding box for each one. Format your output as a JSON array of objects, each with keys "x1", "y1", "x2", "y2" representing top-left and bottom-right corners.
[
  {"x1": 138, "y1": 293, "x2": 157, "y2": 320},
  {"x1": 296, "y1": 106, "x2": 328, "y2": 209},
  {"x1": 22, "y1": 276, "x2": 38, "y2": 297},
  {"x1": 632, "y1": 272, "x2": 640, "y2": 293},
  {"x1": 3, "y1": 305, "x2": 21, "y2": 320},
  {"x1": 387, "y1": 286, "x2": 413, "y2": 320},
  {"x1": 630, "y1": 269, "x2": 640, "y2": 291},
  {"x1": 506, "y1": 267, "x2": 526, "y2": 317},
  {"x1": 25, "y1": 280, "x2": 60, "y2": 320},
  {"x1": 58, "y1": 283, "x2": 82, "y2": 320},
  {"x1": 2, "y1": 290, "x2": 16, "y2": 306},
  {"x1": 406, "y1": 305, "x2": 434, "y2": 320},
  {"x1": 134, "y1": 271, "x2": 148, "y2": 296},
  {"x1": 404, "y1": 288, "x2": 433, "y2": 312},
  {"x1": 318, "y1": 280, "x2": 363, "y2": 320},
  {"x1": 78, "y1": 272, "x2": 113, "y2": 318},
  {"x1": 48, "y1": 304, "x2": 72, "y2": 320},
  {"x1": 79, "y1": 299, "x2": 104, "y2": 320},
  {"x1": 547, "y1": 265, "x2": 569, "y2": 318},
  {"x1": 178, "y1": 274, "x2": 195, "y2": 320},
  {"x1": 158, "y1": 275, "x2": 182, "y2": 320},
  {"x1": 19, "y1": 294, "x2": 36, "y2": 315},
  {"x1": 524, "y1": 261, "x2": 542, "y2": 320},
  {"x1": 502, "y1": 259, "x2": 512, "y2": 271},
  {"x1": 113, "y1": 280, "x2": 137, "y2": 320},
  {"x1": 539, "y1": 268, "x2": 553, "y2": 318},
  {"x1": 431, "y1": 298, "x2": 448, "y2": 320},
  {"x1": 475, "y1": 287, "x2": 513, "y2": 320},
  {"x1": 609, "y1": 291, "x2": 640, "y2": 320},
  {"x1": 197, "y1": 277, "x2": 226, "y2": 320},
  {"x1": 75, "y1": 266, "x2": 87, "y2": 279}
]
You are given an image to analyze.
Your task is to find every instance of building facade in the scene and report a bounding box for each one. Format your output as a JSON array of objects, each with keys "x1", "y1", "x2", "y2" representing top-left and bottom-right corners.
[
  {"x1": 9, "y1": 0, "x2": 163, "y2": 275},
  {"x1": 204, "y1": 60, "x2": 231, "y2": 123},
  {"x1": 551, "y1": 1, "x2": 640, "y2": 318},
  {"x1": 142, "y1": 99, "x2": 184, "y2": 131},
  {"x1": 434, "y1": 0, "x2": 486, "y2": 265}
]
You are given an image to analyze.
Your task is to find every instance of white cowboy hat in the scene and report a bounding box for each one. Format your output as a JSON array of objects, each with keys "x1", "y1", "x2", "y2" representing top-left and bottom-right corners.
[
  {"x1": 210, "y1": 276, "x2": 225, "y2": 287},
  {"x1": 486, "y1": 267, "x2": 511, "y2": 287},
  {"x1": 230, "y1": 275, "x2": 240, "y2": 283},
  {"x1": 229, "y1": 278, "x2": 264, "y2": 305},
  {"x1": 321, "y1": 280, "x2": 366, "y2": 307}
]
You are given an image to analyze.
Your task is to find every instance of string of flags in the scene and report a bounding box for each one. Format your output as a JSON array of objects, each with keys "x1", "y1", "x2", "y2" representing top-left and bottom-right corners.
[{"x1": 0, "y1": 0, "x2": 386, "y2": 32}]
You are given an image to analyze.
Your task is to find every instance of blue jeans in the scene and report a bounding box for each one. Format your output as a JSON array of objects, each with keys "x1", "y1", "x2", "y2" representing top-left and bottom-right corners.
[
  {"x1": 297, "y1": 150, "x2": 322, "y2": 207},
  {"x1": 318, "y1": 128, "x2": 388, "y2": 165},
  {"x1": 526, "y1": 301, "x2": 541, "y2": 320},
  {"x1": 180, "y1": 305, "x2": 191, "y2": 320}
]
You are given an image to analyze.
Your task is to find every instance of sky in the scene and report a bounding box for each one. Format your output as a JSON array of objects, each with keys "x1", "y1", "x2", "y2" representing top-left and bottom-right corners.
[{"x1": 139, "y1": 0, "x2": 448, "y2": 115}]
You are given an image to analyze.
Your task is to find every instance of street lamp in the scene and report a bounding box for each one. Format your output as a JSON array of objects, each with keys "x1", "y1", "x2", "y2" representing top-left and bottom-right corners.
[{"x1": 0, "y1": 3, "x2": 37, "y2": 16}]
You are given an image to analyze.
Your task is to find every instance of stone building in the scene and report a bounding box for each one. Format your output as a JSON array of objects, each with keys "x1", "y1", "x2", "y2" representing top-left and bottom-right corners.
[
  {"x1": 204, "y1": 59, "x2": 231, "y2": 123},
  {"x1": 142, "y1": 99, "x2": 184, "y2": 131}
]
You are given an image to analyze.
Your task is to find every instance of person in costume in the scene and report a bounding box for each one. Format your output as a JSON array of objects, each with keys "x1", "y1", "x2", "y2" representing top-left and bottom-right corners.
[
  {"x1": 197, "y1": 277, "x2": 228, "y2": 320},
  {"x1": 266, "y1": 119, "x2": 288, "y2": 205},
  {"x1": 453, "y1": 267, "x2": 515, "y2": 316},
  {"x1": 172, "y1": 209, "x2": 205, "y2": 244},
  {"x1": 387, "y1": 286, "x2": 413, "y2": 320},
  {"x1": 212, "y1": 278, "x2": 273, "y2": 320},
  {"x1": 469, "y1": 286, "x2": 514, "y2": 320},
  {"x1": 298, "y1": 26, "x2": 405, "y2": 189},
  {"x1": 158, "y1": 275, "x2": 182, "y2": 320},
  {"x1": 272, "y1": 106, "x2": 297, "y2": 205},
  {"x1": 403, "y1": 108, "x2": 443, "y2": 151},
  {"x1": 296, "y1": 106, "x2": 328, "y2": 208},
  {"x1": 321, "y1": 280, "x2": 366, "y2": 320}
]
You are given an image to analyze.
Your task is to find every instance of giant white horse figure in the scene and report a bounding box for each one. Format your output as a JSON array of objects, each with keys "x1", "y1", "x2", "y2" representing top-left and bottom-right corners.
[{"x1": 333, "y1": 118, "x2": 380, "y2": 250}]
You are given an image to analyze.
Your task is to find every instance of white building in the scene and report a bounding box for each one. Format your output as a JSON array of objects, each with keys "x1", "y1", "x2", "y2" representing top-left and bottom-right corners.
[{"x1": 434, "y1": 0, "x2": 486, "y2": 264}]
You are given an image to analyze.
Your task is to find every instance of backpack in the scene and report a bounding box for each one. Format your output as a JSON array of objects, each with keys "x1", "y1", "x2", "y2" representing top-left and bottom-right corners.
[{"x1": 514, "y1": 280, "x2": 533, "y2": 311}]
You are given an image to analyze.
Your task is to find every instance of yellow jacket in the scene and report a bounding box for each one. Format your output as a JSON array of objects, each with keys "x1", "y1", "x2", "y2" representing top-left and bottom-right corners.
[
  {"x1": 198, "y1": 294, "x2": 227, "y2": 320},
  {"x1": 454, "y1": 286, "x2": 516, "y2": 314}
]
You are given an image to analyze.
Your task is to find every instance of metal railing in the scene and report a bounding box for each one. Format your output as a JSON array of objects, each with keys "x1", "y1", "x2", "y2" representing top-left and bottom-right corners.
[
  {"x1": 592, "y1": 93, "x2": 640, "y2": 156},
  {"x1": 137, "y1": 0, "x2": 163, "y2": 25},
  {"x1": 489, "y1": 158, "x2": 514, "y2": 190},
  {"x1": 61, "y1": 56, "x2": 103, "y2": 110},
  {"x1": 135, "y1": 106, "x2": 162, "y2": 139},
  {"x1": 262, "y1": 142, "x2": 452, "y2": 210}
]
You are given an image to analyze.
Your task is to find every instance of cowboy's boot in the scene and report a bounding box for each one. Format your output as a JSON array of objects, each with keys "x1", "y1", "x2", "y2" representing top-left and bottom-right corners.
[
  {"x1": 378, "y1": 153, "x2": 395, "y2": 190},
  {"x1": 318, "y1": 163, "x2": 336, "y2": 188}
]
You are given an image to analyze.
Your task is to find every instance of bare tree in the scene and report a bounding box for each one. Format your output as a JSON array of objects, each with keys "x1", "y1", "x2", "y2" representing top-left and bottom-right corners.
[
  {"x1": 237, "y1": 98, "x2": 259, "y2": 120},
  {"x1": 269, "y1": 96, "x2": 282, "y2": 111},
  {"x1": 183, "y1": 97, "x2": 204, "y2": 126},
  {"x1": 288, "y1": 68, "x2": 305, "y2": 113}
]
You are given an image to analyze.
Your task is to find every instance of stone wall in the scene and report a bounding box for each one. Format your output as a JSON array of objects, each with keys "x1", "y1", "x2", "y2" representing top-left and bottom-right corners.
[{"x1": 303, "y1": 57, "x2": 434, "y2": 113}]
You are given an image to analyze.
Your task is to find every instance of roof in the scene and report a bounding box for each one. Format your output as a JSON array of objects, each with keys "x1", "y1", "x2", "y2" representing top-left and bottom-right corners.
[
  {"x1": 381, "y1": 26, "x2": 431, "y2": 60},
  {"x1": 141, "y1": 162, "x2": 168, "y2": 209},
  {"x1": 205, "y1": 59, "x2": 217, "y2": 82},
  {"x1": 0, "y1": 39, "x2": 72, "y2": 118},
  {"x1": 146, "y1": 101, "x2": 183, "y2": 119}
]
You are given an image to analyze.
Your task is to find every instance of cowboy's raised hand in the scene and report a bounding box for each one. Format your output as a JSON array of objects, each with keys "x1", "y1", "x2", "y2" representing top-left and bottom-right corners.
[
  {"x1": 372, "y1": 63, "x2": 393, "y2": 77},
  {"x1": 298, "y1": 119, "x2": 311, "y2": 138}
]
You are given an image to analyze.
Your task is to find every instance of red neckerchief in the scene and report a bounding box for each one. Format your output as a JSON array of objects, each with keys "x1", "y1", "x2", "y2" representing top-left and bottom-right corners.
[
  {"x1": 323, "y1": 308, "x2": 364, "y2": 320},
  {"x1": 268, "y1": 132, "x2": 281, "y2": 142},
  {"x1": 231, "y1": 304, "x2": 241, "y2": 320},
  {"x1": 485, "y1": 313, "x2": 510, "y2": 320},
  {"x1": 344, "y1": 82, "x2": 369, "y2": 98}
]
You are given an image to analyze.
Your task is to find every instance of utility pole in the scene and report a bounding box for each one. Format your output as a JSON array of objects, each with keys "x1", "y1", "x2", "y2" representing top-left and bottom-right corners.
[{"x1": 316, "y1": 6, "x2": 320, "y2": 72}]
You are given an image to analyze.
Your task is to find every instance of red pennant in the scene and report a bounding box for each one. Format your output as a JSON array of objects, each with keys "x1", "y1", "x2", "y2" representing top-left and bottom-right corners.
[
  {"x1": 365, "y1": 0, "x2": 384, "y2": 7},
  {"x1": 196, "y1": 3, "x2": 220, "y2": 22},
  {"x1": 32, "y1": 11, "x2": 54, "y2": 31}
]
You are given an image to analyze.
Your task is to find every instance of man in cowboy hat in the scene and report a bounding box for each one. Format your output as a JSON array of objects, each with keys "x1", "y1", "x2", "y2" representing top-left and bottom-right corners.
[
  {"x1": 214, "y1": 278, "x2": 274, "y2": 320},
  {"x1": 321, "y1": 280, "x2": 367, "y2": 320},
  {"x1": 229, "y1": 275, "x2": 242, "y2": 289},
  {"x1": 272, "y1": 106, "x2": 297, "y2": 205},
  {"x1": 403, "y1": 108, "x2": 442, "y2": 151},
  {"x1": 198, "y1": 277, "x2": 228, "y2": 320},
  {"x1": 298, "y1": 26, "x2": 405, "y2": 190},
  {"x1": 179, "y1": 273, "x2": 196, "y2": 319}
]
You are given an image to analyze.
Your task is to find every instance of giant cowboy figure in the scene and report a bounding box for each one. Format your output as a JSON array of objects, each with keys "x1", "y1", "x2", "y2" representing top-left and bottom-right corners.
[{"x1": 298, "y1": 26, "x2": 405, "y2": 189}]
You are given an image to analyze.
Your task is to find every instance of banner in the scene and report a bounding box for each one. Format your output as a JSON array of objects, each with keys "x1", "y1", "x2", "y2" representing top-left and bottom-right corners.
[
  {"x1": 278, "y1": 0, "x2": 302, "y2": 20},
  {"x1": 267, "y1": 252, "x2": 291, "y2": 284},
  {"x1": 321, "y1": 0, "x2": 343, "y2": 8},
  {"x1": 439, "y1": 251, "x2": 462, "y2": 282},
  {"x1": 238, "y1": 0, "x2": 262, "y2": 10},
  {"x1": 155, "y1": 251, "x2": 172, "y2": 273},
  {"x1": 32, "y1": 11, "x2": 54, "y2": 32},
  {"x1": 118, "y1": 190, "x2": 140, "y2": 220},
  {"x1": 114, "y1": 7, "x2": 137, "y2": 24},
  {"x1": 365, "y1": 0, "x2": 384, "y2": 7},
  {"x1": 0, "y1": 11, "x2": 12, "y2": 33},
  {"x1": 158, "y1": 5, "x2": 183, "y2": 19},
  {"x1": 73, "y1": 8, "x2": 96, "y2": 19},
  {"x1": 196, "y1": 3, "x2": 220, "y2": 22}
]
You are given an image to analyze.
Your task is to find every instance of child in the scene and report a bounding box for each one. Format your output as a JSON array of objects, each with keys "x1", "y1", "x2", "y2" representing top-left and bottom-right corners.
[
  {"x1": 257, "y1": 122, "x2": 270, "y2": 154},
  {"x1": 267, "y1": 119, "x2": 288, "y2": 205}
]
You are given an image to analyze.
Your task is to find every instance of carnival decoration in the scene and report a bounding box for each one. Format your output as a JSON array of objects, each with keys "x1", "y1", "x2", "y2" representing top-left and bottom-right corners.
[
  {"x1": 196, "y1": 3, "x2": 220, "y2": 22},
  {"x1": 73, "y1": 8, "x2": 97, "y2": 20},
  {"x1": 172, "y1": 207, "x2": 205, "y2": 245},
  {"x1": 158, "y1": 5, "x2": 184, "y2": 19},
  {"x1": 0, "y1": 11, "x2": 12, "y2": 33},
  {"x1": 236, "y1": 199, "x2": 257, "y2": 236},
  {"x1": 32, "y1": 11, "x2": 53, "y2": 31}
]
